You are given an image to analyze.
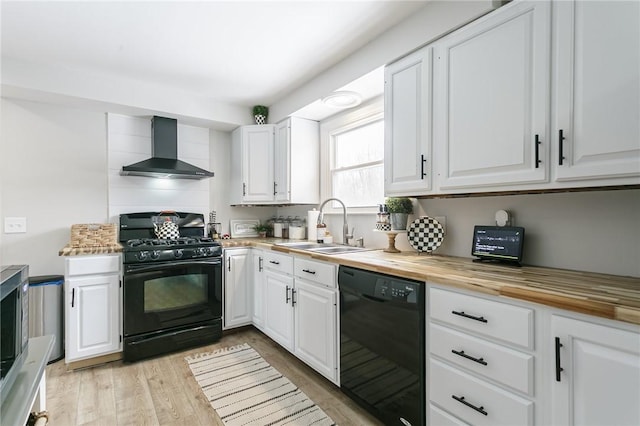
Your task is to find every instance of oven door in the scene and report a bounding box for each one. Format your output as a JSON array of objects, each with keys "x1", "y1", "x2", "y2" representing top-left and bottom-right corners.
[{"x1": 123, "y1": 258, "x2": 222, "y2": 337}]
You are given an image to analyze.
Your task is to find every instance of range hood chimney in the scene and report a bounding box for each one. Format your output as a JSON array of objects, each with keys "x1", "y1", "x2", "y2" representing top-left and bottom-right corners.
[{"x1": 121, "y1": 116, "x2": 214, "y2": 179}]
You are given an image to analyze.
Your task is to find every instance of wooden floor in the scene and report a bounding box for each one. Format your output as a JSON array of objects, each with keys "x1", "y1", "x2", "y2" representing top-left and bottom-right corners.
[{"x1": 45, "y1": 328, "x2": 383, "y2": 425}]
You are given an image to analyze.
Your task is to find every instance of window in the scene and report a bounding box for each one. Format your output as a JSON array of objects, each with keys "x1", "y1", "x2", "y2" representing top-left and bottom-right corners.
[{"x1": 321, "y1": 98, "x2": 384, "y2": 211}]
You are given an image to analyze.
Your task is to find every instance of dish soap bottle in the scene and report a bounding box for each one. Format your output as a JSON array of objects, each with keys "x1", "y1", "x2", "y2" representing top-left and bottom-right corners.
[{"x1": 316, "y1": 221, "x2": 327, "y2": 243}]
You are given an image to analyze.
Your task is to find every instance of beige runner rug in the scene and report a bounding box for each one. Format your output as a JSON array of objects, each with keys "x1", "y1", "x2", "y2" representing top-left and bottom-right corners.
[{"x1": 186, "y1": 343, "x2": 336, "y2": 426}]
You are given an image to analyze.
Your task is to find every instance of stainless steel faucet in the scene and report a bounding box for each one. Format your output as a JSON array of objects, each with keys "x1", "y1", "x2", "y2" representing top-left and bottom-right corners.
[{"x1": 317, "y1": 198, "x2": 352, "y2": 245}]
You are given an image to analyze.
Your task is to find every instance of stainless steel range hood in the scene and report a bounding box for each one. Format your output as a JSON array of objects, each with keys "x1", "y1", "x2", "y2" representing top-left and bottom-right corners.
[{"x1": 121, "y1": 116, "x2": 214, "y2": 179}]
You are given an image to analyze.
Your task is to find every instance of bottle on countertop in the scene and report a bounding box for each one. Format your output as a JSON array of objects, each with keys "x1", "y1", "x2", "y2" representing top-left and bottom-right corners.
[{"x1": 316, "y1": 220, "x2": 327, "y2": 243}]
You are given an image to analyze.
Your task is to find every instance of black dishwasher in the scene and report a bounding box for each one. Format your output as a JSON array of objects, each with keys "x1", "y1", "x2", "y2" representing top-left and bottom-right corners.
[{"x1": 339, "y1": 266, "x2": 425, "y2": 426}]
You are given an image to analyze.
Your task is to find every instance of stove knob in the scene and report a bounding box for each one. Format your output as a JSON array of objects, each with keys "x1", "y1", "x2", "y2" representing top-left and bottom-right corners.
[
  {"x1": 175, "y1": 249, "x2": 184, "y2": 259},
  {"x1": 137, "y1": 251, "x2": 149, "y2": 261},
  {"x1": 197, "y1": 247, "x2": 205, "y2": 256},
  {"x1": 150, "y1": 250, "x2": 160, "y2": 260}
]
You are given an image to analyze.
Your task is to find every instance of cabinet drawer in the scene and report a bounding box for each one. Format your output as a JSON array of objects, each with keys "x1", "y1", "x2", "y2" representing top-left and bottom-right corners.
[
  {"x1": 66, "y1": 254, "x2": 120, "y2": 276},
  {"x1": 430, "y1": 359, "x2": 533, "y2": 426},
  {"x1": 430, "y1": 403, "x2": 470, "y2": 426},
  {"x1": 430, "y1": 288, "x2": 533, "y2": 349},
  {"x1": 430, "y1": 323, "x2": 533, "y2": 395},
  {"x1": 263, "y1": 252, "x2": 293, "y2": 275},
  {"x1": 294, "y1": 258, "x2": 336, "y2": 288}
]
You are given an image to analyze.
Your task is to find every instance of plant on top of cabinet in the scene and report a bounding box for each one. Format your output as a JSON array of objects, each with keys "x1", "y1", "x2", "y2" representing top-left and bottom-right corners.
[{"x1": 253, "y1": 105, "x2": 268, "y2": 125}]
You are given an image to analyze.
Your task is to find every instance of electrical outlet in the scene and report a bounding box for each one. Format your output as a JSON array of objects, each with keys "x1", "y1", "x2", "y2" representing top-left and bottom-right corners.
[
  {"x1": 4, "y1": 217, "x2": 27, "y2": 234},
  {"x1": 435, "y1": 216, "x2": 446, "y2": 235}
]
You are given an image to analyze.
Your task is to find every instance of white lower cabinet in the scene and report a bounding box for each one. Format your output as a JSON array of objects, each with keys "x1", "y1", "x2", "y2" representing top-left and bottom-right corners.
[
  {"x1": 293, "y1": 258, "x2": 338, "y2": 384},
  {"x1": 428, "y1": 286, "x2": 535, "y2": 426},
  {"x1": 65, "y1": 254, "x2": 121, "y2": 363},
  {"x1": 550, "y1": 314, "x2": 640, "y2": 426},
  {"x1": 224, "y1": 248, "x2": 252, "y2": 329},
  {"x1": 251, "y1": 249, "x2": 264, "y2": 329},
  {"x1": 261, "y1": 252, "x2": 338, "y2": 384},
  {"x1": 263, "y1": 252, "x2": 295, "y2": 351}
]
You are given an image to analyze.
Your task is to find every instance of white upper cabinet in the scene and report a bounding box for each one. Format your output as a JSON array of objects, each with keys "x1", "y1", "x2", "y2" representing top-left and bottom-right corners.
[
  {"x1": 274, "y1": 117, "x2": 320, "y2": 204},
  {"x1": 552, "y1": 0, "x2": 640, "y2": 184},
  {"x1": 231, "y1": 119, "x2": 319, "y2": 205},
  {"x1": 434, "y1": 1, "x2": 550, "y2": 192},
  {"x1": 230, "y1": 125, "x2": 275, "y2": 204},
  {"x1": 384, "y1": 46, "x2": 434, "y2": 196}
]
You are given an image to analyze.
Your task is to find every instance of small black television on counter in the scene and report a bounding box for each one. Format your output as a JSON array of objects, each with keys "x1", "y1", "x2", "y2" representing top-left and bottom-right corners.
[{"x1": 471, "y1": 226, "x2": 525, "y2": 266}]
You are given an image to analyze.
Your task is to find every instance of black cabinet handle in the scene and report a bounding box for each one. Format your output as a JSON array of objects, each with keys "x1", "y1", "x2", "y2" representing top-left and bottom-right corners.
[
  {"x1": 421, "y1": 154, "x2": 427, "y2": 179},
  {"x1": 555, "y1": 337, "x2": 564, "y2": 382},
  {"x1": 227, "y1": 257, "x2": 231, "y2": 271},
  {"x1": 269, "y1": 260, "x2": 280, "y2": 265},
  {"x1": 452, "y1": 310, "x2": 488, "y2": 323},
  {"x1": 558, "y1": 129, "x2": 566, "y2": 166},
  {"x1": 286, "y1": 285, "x2": 291, "y2": 304},
  {"x1": 291, "y1": 289, "x2": 297, "y2": 307},
  {"x1": 452, "y1": 349, "x2": 487, "y2": 366},
  {"x1": 273, "y1": 181, "x2": 277, "y2": 196},
  {"x1": 452, "y1": 395, "x2": 487, "y2": 416},
  {"x1": 71, "y1": 288, "x2": 75, "y2": 308},
  {"x1": 302, "y1": 269, "x2": 316, "y2": 275},
  {"x1": 535, "y1": 134, "x2": 542, "y2": 168},
  {"x1": 242, "y1": 182, "x2": 246, "y2": 196},
  {"x1": 258, "y1": 257, "x2": 263, "y2": 272}
]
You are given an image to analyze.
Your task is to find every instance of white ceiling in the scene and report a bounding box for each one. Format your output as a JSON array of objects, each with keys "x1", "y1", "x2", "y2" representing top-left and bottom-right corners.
[{"x1": 1, "y1": 1, "x2": 429, "y2": 121}]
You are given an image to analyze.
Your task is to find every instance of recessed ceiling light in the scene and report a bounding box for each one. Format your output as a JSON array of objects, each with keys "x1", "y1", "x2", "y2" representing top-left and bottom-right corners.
[{"x1": 322, "y1": 91, "x2": 362, "y2": 109}]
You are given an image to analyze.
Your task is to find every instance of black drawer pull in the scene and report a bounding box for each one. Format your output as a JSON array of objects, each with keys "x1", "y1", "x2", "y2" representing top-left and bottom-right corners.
[
  {"x1": 285, "y1": 285, "x2": 291, "y2": 304},
  {"x1": 302, "y1": 269, "x2": 316, "y2": 275},
  {"x1": 555, "y1": 336, "x2": 564, "y2": 382},
  {"x1": 421, "y1": 154, "x2": 427, "y2": 178},
  {"x1": 452, "y1": 395, "x2": 487, "y2": 416},
  {"x1": 451, "y1": 310, "x2": 488, "y2": 323},
  {"x1": 452, "y1": 349, "x2": 487, "y2": 366},
  {"x1": 269, "y1": 260, "x2": 280, "y2": 265},
  {"x1": 535, "y1": 134, "x2": 541, "y2": 168},
  {"x1": 71, "y1": 288, "x2": 75, "y2": 308}
]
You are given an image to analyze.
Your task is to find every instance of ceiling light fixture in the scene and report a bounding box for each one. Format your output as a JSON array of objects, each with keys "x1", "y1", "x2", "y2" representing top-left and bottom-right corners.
[{"x1": 321, "y1": 91, "x2": 362, "y2": 109}]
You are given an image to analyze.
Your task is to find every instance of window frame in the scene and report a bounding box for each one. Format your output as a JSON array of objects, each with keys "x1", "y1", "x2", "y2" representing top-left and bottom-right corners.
[{"x1": 319, "y1": 96, "x2": 384, "y2": 215}]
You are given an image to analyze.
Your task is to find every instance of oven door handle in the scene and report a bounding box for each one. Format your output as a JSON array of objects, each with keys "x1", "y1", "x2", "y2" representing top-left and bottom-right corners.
[{"x1": 125, "y1": 259, "x2": 221, "y2": 273}]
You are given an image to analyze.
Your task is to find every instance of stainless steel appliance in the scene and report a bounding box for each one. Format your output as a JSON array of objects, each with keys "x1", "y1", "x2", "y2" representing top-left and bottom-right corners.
[
  {"x1": 120, "y1": 212, "x2": 222, "y2": 362},
  {"x1": 339, "y1": 266, "x2": 425, "y2": 426},
  {"x1": 0, "y1": 265, "x2": 29, "y2": 403}
]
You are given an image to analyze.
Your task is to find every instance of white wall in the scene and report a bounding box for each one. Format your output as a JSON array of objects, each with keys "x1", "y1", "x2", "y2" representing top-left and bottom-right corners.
[{"x1": 0, "y1": 98, "x2": 108, "y2": 275}]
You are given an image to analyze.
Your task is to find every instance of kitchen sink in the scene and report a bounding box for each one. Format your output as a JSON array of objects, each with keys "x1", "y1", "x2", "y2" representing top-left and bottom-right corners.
[{"x1": 275, "y1": 241, "x2": 370, "y2": 255}]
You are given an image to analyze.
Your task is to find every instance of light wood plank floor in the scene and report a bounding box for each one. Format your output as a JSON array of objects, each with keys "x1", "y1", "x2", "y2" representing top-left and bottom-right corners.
[{"x1": 45, "y1": 328, "x2": 383, "y2": 426}]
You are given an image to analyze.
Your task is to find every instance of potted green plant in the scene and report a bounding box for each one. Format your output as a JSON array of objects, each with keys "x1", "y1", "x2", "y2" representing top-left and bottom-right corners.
[
  {"x1": 252, "y1": 105, "x2": 269, "y2": 125},
  {"x1": 385, "y1": 197, "x2": 413, "y2": 230},
  {"x1": 253, "y1": 223, "x2": 272, "y2": 238}
]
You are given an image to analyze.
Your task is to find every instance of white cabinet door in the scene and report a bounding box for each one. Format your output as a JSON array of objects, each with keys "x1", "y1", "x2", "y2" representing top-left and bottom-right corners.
[
  {"x1": 553, "y1": 0, "x2": 640, "y2": 184},
  {"x1": 274, "y1": 117, "x2": 319, "y2": 204},
  {"x1": 252, "y1": 250, "x2": 264, "y2": 329},
  {"x1": 224, "y1": 249, "x2": 252, "y2": 329},
  {"x1": 384, "y1": 46, "x2": 433, "y2": 196},
  {"x1": 66, "y1": 273, "x2": 120, "y2": 361},
  {"x1": 551, "y1": 315, "x2": 640, "y2": 426},
  {"x1": 435, "y1": 1, "x2": 550, "y2": 191},
  {"x1": 294, "y1": 279, "x2": 337, "y2": 383},
  {"x1": 263, "y1": 270, "x2": 295, "y2": 352},
  {"x1": 231, "y1": 125, "x2": 275, "y2": 204}
]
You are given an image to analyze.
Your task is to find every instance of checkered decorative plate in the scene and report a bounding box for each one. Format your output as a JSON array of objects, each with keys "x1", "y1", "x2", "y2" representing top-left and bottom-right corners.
[{"x1": 407, "y1": 216, "x2": 444, "y2": 253}]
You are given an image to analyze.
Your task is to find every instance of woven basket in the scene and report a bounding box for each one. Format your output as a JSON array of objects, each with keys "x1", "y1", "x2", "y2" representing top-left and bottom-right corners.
[{"x1": 70, "y1": 223, "x2": 117, "y2": 248}]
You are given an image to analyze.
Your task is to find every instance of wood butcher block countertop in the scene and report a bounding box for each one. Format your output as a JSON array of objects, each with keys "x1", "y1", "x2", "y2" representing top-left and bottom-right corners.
[{"x1": 226, "y1": 238, "x2": 640, "y2": 326}]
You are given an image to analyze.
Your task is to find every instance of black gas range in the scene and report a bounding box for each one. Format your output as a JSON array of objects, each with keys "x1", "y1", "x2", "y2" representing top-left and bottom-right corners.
[{"x1": 119, "y1": 212, "x2": 222, "y2": 362}]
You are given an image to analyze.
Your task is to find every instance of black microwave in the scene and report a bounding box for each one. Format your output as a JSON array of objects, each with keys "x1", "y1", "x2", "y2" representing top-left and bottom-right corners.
[{"x1": 1, "y1": 265, "x2": 29, "y2": 403}]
